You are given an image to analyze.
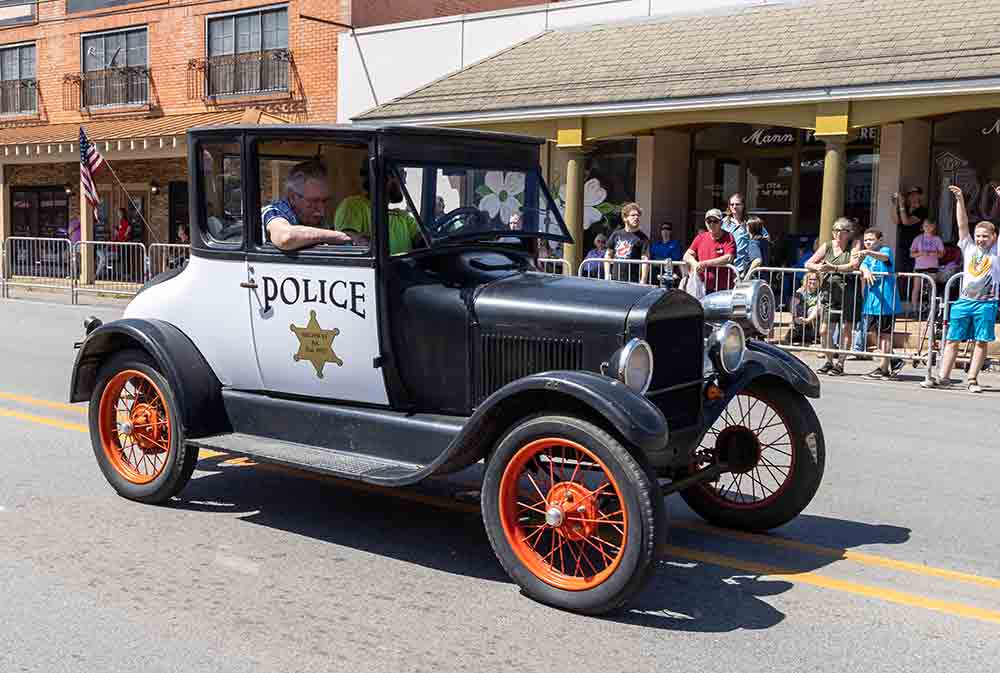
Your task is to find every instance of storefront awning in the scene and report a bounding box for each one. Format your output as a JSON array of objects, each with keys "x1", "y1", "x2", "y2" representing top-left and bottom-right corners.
[
  {"x1": 357, "y1": 0, "x2": 1000, "y2": 125},
  {"x1": 0, "y1": 108, "x2": 286, "y2": 163}
]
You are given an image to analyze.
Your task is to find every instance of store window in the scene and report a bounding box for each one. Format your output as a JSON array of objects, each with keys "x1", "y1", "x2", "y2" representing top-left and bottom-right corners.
[
  {"x1": 0, "y1": 42, "x2": 35, "y2": 115},
  {"x1": 207, "y1": 6, "x2": 289, "y2": 97},
  {"x1": 11, "y1": 187, "x2": 70, "y2": 237},
  {"x1": 82, "y1": 27, "x2": 148, "y2": 107},
  {"x1": 930, "y1": 109, "x2": 1000, "y2": 242}
]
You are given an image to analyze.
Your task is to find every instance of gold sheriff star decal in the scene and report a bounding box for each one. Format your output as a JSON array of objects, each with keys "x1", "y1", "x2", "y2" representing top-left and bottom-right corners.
[{"x1": 289, "y1": 310, "x2": 343, "y2": 378}]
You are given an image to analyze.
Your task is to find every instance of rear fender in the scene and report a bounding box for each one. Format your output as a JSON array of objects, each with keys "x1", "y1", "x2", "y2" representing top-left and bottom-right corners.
[
  {"x1": 69, "y1": 318, "x2": 229, "y2": 438},
  {"x1": 428, "y1": 371, "x2": 669, "y2": 476}
]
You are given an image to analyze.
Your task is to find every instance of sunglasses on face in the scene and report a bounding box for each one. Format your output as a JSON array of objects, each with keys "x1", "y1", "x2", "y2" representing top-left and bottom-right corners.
[{"x1": 706, "y1": 218, "x2": 721, "y2": 224}]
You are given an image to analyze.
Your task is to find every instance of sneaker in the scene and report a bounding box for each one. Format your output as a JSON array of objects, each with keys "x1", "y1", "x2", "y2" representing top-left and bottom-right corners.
[
  {"x1": 866, "y1": 367, "x2": 888, "y2": 380},
  {"x1": 968, "y1": 379, "x2": 983, "y2": 394},
  {"x1": 891, "y1": 359, "x2": 905, "y2": 373},
  {"x1": 828, "y1": 362, "x2": 845, "y2": 376},
  {"x1": 817, "y1": 362, "x2": 834, "y2": 375},
  {"x1": 921, "y1": 376, "x2": 952, "y2": 389}
]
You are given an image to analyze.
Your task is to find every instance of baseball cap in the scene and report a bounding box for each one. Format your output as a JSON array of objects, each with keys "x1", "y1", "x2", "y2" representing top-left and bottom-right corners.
[
  {"x1": 905, "y1": 185, "x2": 923, "y2": 195},
  {"x1": 705, "y1": 208, "x2": 724, "y2": 221}
]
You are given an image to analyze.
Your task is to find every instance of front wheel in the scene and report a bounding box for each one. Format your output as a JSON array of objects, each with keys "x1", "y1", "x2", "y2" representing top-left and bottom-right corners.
[
  {"x1": 88, "y1": 350, "x2": 197, "y2": 504},
  {"x1": 482, "y1": 416, "x2": 663, "y2": 615},
  {"x1": 680, "y1": 380, "x2": 825, "y2": 531}
]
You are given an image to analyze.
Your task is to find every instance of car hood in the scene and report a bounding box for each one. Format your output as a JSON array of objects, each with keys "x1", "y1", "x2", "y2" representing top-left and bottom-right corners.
[{"x1": 473, "y1": 271, "x2": 658, "y2": 339}]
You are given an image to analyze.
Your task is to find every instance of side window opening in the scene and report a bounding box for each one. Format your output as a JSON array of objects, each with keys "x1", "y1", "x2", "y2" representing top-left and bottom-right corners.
[
  {"x1": 256, "y1": 139, "x2": 371, "y2": 254},
  {"x1": 199, "y1": 142, "x2": 244, "y2": 246}
]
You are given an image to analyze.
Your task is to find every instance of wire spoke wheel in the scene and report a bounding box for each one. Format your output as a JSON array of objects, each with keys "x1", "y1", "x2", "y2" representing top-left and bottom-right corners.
[
  {"x1": 498, "y1": 437, "x2": 627, "y2": 591},
  {"x1": 97, "y1": 369, "x2": 172, "y2": 485},
  {"x1": 695, "y1": 390, "x2": 794, "y2": 510}
]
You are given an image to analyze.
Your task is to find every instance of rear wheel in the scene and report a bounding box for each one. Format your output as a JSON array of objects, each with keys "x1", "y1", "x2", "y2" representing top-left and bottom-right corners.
[
  {"x1": 482, "y1": 416, "x2": 663, "y2": 615},
  {"x1": 680, "y1": 380, "x2": 825, "y2": 531},
  {"x1": 89, "y1": 350, "x2": 197, "y2": 504}
]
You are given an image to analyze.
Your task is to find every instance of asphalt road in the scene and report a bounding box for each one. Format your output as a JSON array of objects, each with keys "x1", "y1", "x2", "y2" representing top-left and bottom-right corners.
[{"x1": 1, "y1": 297, "x2": 998, "y2": 673}]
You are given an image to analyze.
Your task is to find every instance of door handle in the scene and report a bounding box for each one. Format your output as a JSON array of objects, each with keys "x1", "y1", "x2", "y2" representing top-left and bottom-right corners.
[{"x1": 240, "y1": 280, "x2": 258, "y2": 289}]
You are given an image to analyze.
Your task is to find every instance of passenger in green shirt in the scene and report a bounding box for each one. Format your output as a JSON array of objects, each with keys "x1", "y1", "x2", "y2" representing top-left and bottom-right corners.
[{"x1": 334, "y1": 169, "x2": 421, "y2": 255}]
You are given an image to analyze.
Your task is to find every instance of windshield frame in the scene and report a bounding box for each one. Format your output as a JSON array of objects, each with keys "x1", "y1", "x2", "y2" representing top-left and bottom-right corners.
[{"x1": 388, "y1": 160, "x2": 573, "y2": 247}]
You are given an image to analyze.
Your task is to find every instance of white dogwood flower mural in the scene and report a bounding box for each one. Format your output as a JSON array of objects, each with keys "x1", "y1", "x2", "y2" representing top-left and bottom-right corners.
[
  {"x1": 477, "y1": 171, "x2": 525, "y2": 224},
  {"x1": 557, "y1": 178, "x2": 609, "y2": 230}
]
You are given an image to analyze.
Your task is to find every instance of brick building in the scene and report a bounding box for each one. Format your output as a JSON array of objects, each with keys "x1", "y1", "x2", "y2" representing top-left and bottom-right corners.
[{"x1": 0, "y1": 0, "x2": 544, "y2": 250}]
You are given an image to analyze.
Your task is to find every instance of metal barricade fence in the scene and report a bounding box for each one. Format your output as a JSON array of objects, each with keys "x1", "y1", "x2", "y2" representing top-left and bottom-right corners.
[
  {"x1": 538, "y1": 258, "x2": 571, "y2": 276},
  {"x1": 1, "y1": 237, "x2": 75, "y2": 298},
  {"x1": 73, "y1": 241, "x2": 148, "y2": 300},
  {"x1": 578, "y1": 257, "x2": 741, "y2": 294},
  {"x1": 746, "y1": 266, "x2": 938, "y2": 379},
  {"x1": 147, "y1": 243, "x2": 191, "y2": 278}
]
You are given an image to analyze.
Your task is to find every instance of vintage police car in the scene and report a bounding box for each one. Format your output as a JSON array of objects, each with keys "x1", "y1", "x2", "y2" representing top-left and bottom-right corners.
[{"x1": 70, "y1": 124, "x2": 824, "y2": 615}]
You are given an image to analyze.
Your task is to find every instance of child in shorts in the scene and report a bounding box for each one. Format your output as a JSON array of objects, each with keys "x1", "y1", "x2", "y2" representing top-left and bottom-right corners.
[{"x1": 922, "y1": 186, "x2": 1000, "y2": 393}]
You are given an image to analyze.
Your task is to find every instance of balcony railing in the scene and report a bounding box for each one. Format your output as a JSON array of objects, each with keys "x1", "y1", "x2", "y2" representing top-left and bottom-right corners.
[
  {"x1": 191, "y1": 49, "x2": 291, "y2": 99},
  {"x1": 0, "y1": 78, "x2": 37, "y2": 116},
  {"x1": 79, "y1": 67, "x2": 150, "y2": 109}
]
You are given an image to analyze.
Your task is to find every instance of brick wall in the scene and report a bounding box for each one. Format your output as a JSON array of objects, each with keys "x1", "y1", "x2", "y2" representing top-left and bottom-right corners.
[
  {"x1": 0, "y1": 0, "x2": 348, "y2": 127},
  {"x1": 352, "y1": 1, "x2": 560, "y2": 28}
]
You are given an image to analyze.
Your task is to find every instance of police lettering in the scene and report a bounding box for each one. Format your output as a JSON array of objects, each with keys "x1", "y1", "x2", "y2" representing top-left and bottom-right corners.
[{"x1": 262, "y1": 275, "x2": 366, "y2": 319}]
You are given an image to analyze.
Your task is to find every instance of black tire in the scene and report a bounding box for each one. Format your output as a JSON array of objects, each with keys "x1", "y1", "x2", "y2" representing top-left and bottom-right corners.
[
  {"x1": 481, "y1": 415, "x2": 663, "y2": 615},
  {"x1": 88, "y1": 349, "x2": 197, "y2": 504},
  {"x1": 680, "y1": 380, "x2": 825, "y2": 531}
]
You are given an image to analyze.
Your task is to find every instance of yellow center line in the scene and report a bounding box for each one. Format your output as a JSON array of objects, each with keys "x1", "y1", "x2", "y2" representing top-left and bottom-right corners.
[
  {"x1": 0, "y1": 406, "x2": 89, "y2": 433},
  {"x1": 0, "y1": 392, "x2": 88, "y2": 415},
  {"x1": 673, "y1": 520, "x2": 1000, "y2": 590},
  {"x1": 667, "y1": 546, "x2": 1000, "y2": 626}
]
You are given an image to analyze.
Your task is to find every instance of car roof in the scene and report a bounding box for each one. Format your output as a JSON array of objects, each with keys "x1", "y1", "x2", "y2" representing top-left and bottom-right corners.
[{"x1": 187, "y1": 123, "x2": 545, "y2": 146}]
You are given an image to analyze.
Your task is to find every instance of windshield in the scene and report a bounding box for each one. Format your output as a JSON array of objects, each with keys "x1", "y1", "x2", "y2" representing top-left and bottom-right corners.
[{"x1": 390, "y1": 163, "x2": 571, "y2": 246}]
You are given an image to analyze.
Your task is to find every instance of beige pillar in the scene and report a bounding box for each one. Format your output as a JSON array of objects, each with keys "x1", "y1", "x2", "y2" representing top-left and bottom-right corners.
[
  {"x1": 875, "y1": 120, "x2": 933, "y2": 254},
  {"x1": 79, "y1": 175, "x2": 95, "y2": 285},
  {"x1": 818, "y1": 138, "x2": 848, "y2": 244},
  {"x1": 0, "y1": 164, "x2": 7, "y2": 281},
  {"x1": 635, "y1": 135, "x2": 655, "y2": 236},
  {"x1": 562, "y1": 151, "x2": 585, "y2": 272}
]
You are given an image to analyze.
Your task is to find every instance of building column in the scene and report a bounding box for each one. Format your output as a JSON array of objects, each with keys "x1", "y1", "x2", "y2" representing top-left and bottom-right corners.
[
  {"x1": 635, "y1": 134, "x2": 655, "y2": 236},
  {"x1": 557, "y1": 118, "x2": 587, "y2": 273},
  {"x1": 79, "y1": 174, "x2": 95, "y2": 285},
  {"x1": 0, "y1": 164, "x2": 7, "y2": 281},
  {"x1": 562, "y1": 151, "x2": 585, "y2": 272},
  {"x1": 818, "y1": 138, "x2": 848, "y2": 243}
]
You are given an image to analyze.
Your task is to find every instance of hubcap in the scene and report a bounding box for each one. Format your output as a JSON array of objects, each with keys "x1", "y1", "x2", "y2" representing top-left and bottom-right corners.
[{"x1": 545, "y1": 507, "x2": 564, "y2": 527}]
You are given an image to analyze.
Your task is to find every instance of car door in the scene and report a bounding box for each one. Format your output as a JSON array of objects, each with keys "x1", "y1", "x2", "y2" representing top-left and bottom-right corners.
[{"x1": 244, "y1": 135, "x2": 388, "y2": 406}]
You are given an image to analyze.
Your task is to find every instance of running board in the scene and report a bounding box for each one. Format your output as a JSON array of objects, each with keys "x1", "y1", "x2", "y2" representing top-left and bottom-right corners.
[{"x1": 189, "y1": 433, "x2": 426, "y2": 484}]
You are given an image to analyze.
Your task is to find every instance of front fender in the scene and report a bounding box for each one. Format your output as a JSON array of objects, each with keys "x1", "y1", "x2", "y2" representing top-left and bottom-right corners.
[
  {"x1": 69, "y1": 318, "x2": 228, "y2": 438},
  {"x1": 426, "y1": 371, "x2": 669, "y2": 477},
  {"x1": 704, "y1": 340, "x2": 820, "y2": 425}
]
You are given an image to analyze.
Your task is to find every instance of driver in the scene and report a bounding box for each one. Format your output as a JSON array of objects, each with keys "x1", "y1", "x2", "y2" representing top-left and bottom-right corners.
[
  {"x1": 261, "y1": 160, "x2": 357, "y2": 251},
  {"x1": 334, "y1": 162, "x2": 421, "y2": 255}
]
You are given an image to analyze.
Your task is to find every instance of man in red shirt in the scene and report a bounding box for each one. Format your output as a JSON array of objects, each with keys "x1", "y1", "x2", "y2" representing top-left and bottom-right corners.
[{"x1": 683, "y1": 208, "x2": 736, "y2": 292}]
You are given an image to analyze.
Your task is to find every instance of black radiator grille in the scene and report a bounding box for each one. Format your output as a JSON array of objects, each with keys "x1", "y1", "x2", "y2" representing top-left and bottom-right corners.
[
  {"x1": 646, "y1": 315, "x2": 704, "y2": 428},
  {"x1": 477, "y1": 334, "x2": 584, "y2": 404}
]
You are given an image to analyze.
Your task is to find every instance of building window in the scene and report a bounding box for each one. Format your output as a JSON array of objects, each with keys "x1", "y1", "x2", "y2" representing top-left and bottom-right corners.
[
  {"x1": 82, "y1": 27, "x2": 148, "y2": 108},
  {"x1": 0, "y1": 1, "x2": 36, "y2": 27},
  {"x1": 207, "y1": 7, "x2": 289, "y2": 97},
  {"x1": 0, "y1": 43, "x2": 35, "y2": 115}
]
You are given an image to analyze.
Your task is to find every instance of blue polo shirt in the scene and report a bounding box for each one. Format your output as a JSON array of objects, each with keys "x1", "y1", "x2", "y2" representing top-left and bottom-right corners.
[{"x1": 261, "y1": 199, "x2": 299, "y2": 243}]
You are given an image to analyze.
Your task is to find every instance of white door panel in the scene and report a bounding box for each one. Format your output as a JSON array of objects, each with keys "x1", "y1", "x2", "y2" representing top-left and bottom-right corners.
[
  {"x1": 124, "y1": 256, "x2": 263, "y2": 390},
  {"x1": 247, "y1": 262, "x2": 388, "y2": 405}
]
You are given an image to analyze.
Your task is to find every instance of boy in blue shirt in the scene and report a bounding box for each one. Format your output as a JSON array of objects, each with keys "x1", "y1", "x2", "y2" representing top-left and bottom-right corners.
[{"x1": 856, "y1": 228, "x2": 901, "y2": 379}]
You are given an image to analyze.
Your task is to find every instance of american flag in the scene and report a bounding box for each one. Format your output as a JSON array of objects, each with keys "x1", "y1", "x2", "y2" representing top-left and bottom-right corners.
[{"x1": 79, "y1": 128, "x2": 105, "y2": 219}]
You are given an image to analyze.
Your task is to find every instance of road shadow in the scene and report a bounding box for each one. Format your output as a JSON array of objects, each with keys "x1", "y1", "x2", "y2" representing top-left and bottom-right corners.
[{"x1": 174, "y1": 455, "x2": 911, "y2": 633}]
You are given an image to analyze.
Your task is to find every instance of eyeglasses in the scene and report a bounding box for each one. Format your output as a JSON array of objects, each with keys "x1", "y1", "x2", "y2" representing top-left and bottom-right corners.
[
  {"x1": 706, "y1": 218, "x2": 721, "y2": 224},
  {"x1": 834, "y1": 228, "x2": 850, "y2": 233},
  {"x1": 730, "y1": 202, "x2": 744, "y2": 207}
]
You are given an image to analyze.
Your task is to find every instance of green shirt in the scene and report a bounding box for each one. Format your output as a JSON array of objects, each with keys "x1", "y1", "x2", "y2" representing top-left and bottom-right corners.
[{"x1": 334, "y1": 194, "x2": 419, "y2": 255}]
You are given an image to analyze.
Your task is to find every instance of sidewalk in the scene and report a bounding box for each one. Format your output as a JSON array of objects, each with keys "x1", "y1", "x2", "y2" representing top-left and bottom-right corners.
[{"x1": 798, "y1": 351, "x2": 1000, "y2": 391}]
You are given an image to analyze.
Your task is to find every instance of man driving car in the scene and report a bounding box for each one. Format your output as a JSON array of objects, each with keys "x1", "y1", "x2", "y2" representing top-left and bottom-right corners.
[{"x1": 261, "y1": 160, "x2": 357, "y2": 251}]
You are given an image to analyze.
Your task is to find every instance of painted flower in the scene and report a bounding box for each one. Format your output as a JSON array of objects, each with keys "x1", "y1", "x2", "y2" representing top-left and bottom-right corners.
[
  {"x1": 557, "y1": 178, "x2": 608, "y2": 230},
  {"x1": 477, "y1": 171, "x2": 525, "y2": 224}
]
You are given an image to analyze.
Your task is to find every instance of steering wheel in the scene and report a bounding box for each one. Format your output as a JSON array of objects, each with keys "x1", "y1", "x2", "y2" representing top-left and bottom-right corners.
[{"x1": 430, "y1": 206, "x2": 484, "y2": 237}]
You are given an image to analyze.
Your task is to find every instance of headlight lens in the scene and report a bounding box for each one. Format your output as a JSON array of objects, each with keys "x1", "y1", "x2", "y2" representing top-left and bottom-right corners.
[
  {"x1": 608, "y1": 338, "x2": 654, "y2": 394},
  {"x1": 710, "y1": 321, "x2": 746, "y2": 374}
]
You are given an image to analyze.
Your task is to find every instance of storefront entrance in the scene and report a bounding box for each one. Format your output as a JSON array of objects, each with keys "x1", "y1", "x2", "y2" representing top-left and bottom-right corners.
[{"x1": 692, "y1": 124, "x2": 879, "y2": 265}]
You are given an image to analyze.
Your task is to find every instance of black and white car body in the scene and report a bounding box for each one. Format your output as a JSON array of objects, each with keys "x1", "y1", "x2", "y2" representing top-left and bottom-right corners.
[{"x1": 70, "y1": 125, "x2": 825, "y2": 615}]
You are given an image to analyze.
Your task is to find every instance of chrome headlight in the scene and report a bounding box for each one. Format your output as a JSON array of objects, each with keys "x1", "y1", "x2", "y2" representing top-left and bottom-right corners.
[
  {"x1": 606, "y1": 338, "x2": 654, "y2": 394},
  {"x1": 709, "y1": 321, "x2": 746, "y2": 374},
  {"x1": 701, "y1": 280, "x2": 775, "y2": 336}
]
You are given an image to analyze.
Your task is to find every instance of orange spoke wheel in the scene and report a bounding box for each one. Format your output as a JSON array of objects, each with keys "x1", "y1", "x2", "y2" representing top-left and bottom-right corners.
[
  {"x1": 98, "y1": 369, "x2": 172, "y2": 485},
  {"x1": 498, "y1": 437, "x2": 627, "y2": 591},
  {"x1": 681, "y1": 381, "x2": 825, "y2": 532}
]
